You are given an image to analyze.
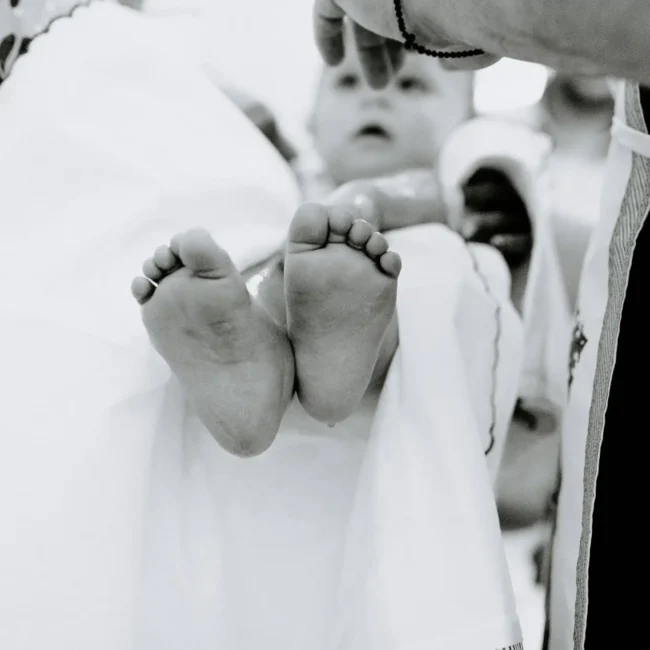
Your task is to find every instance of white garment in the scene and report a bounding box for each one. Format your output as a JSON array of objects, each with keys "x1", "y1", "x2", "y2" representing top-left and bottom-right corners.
[
  {"x1": 438, "y1": 117, "x2": 572, "y2": 422},
  {"x1": 0, "y1": 4, "x2": 298, "y2": 649},
  {"x1": 331, "y1": 228, "x2": 524, "y2": 650},
  {"x1": 502, "y1": 526, "x2": 548, "y2": 650},
  {"x1": 0, "y1": 5, "x2": 523, "y2": 650},
  {"x1": 548, "y1": 82, "x2": 650, "y2": 650}
]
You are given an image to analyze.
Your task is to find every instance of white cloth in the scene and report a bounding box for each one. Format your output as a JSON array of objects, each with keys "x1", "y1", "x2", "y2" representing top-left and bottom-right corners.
[
  {"x1": 0, "y1": 4, "x2": 523, "y2": 649},
  {"x1": 439, "y1": 117, "x2": 572, "y2": 422},
  {"x1": 0, "y1": 4, "x2": 298, "y2": 649},
  {"x1": 331, "y1": 227, "x2": 524, "y2": 650},
  {"x1": 502, "y1": 526, "x2": 548, "y2": 650},
  {"x1": 548, "y1": 81, "x2": 650, "y2": 650}
]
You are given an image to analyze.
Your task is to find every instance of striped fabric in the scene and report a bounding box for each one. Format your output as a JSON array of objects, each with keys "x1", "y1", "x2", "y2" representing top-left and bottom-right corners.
[{"x1": 573, "y1": 83, "x2": 650, "y2": 650}]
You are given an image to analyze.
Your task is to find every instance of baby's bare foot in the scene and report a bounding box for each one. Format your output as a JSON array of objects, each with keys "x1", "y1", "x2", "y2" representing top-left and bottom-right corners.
[
  {"x1": 285, "y1": 204, "x2": 401, "y2": 423},
  {"x1": 131, "y1": 228, "x2": 294, "y2": 457}
]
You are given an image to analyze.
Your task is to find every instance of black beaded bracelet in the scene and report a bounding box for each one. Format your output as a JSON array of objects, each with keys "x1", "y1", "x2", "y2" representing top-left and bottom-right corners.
[{"x1": 393, "y1": 0, "x2": 484, "y2": 58}]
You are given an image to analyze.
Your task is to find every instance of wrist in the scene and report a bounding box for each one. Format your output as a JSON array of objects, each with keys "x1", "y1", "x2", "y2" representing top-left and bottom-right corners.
[
  {"x1": 406, "y1": 0, "x2": 650, "y2": 84},
  {"x1": 400, "y1": 0, "x2": 490, "y2": 49},
  {"x1": 400, "y1": 0, "x2": 558, "y2": 62}
]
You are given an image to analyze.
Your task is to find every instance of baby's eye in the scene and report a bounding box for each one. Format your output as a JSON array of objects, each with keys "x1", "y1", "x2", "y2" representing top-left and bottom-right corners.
[
  {"x1": 337, "y1": 73, "x2": 359, "y2": 89},
  {"x1": 398, "y1": 76, "x2": 428, "y2": 93}
]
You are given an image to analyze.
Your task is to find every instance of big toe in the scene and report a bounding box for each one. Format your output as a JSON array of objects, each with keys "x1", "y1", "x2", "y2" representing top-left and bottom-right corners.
[
  {"x1": 288, "y1": 203, "x2": 330, "y2": 249},
  {"x1": 176, "y1": 229, "x2": 235, "y2": 279}
]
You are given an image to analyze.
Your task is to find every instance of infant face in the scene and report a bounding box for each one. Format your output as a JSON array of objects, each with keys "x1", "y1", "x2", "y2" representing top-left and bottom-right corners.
[{"x1": 310, "y1": 49, "x2": 474, "y2": 185}]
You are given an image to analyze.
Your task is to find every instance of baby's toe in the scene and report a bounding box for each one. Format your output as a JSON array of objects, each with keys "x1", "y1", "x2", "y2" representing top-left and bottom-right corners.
[
  {"x1": 365, "y1": 232, "x2": 389, "y2": 258},
  {"x1": 153, "y1": 245, "x2": 179, "y2": 273},
  {"x1": 347, "y1": 219, "x2": 374, "y2": 249},
  {"x1": 131, "y1": 276, "x2": 156, "y2": 304},
  {"x1": 378, "y1": 251, "x2": 402, "y2": 278}
]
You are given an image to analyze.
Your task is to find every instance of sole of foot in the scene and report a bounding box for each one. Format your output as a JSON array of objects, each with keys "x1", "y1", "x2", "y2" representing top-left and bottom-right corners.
[
  {"x1": 131, "y1": 228, "x2": 294, "y2": 457},
  {"x1": 284, "y1": 203, "x2": 401, "y2": 424}
]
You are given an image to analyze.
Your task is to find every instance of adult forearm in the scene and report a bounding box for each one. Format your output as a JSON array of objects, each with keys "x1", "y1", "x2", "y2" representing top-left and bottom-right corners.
[{"x1": 411, "y1": 0, "x2": 650, "y2": 85}]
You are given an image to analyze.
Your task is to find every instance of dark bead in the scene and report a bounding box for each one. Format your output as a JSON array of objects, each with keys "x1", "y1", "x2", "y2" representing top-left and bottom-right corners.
[{"x1": 393, "y1": 0, "x2": 485, "y2": 59}]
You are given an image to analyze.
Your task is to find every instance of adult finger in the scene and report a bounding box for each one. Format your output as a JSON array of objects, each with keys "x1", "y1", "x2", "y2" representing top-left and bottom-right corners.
[
  {"x1": 352, "y1": 21, "x2": 393, "y2": 89},
  {"x1": 386, "y1": 38, "x2": 406, "y2": 73},
  {"x1": 313, "y1": 0, "x2": 346, "y2": 65}
]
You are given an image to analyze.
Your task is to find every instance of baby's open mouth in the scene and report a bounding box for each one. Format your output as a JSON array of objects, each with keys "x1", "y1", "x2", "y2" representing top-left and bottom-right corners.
[{"x1": 355, "y1": 123, "x2": 391, "y2": 140}]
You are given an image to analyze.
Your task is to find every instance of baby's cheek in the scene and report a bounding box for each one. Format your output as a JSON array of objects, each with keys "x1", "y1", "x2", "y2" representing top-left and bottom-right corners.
[{"x1": 405, "y1": 123, "x2": 442, "y2": 167}]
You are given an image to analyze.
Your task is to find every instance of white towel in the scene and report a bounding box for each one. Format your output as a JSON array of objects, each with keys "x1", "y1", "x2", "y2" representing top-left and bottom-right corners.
[{"x1": 0, "y1": 5, "x2": 523, "y2": 650}]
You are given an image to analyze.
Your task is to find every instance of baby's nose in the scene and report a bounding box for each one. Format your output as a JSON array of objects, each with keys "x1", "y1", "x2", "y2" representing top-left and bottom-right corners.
[{"x1": 359, "y1": 89, "x2": 392, "y2": 109}]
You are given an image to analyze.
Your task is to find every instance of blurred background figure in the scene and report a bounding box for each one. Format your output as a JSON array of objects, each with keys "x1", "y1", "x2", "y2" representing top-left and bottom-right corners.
[
  {"x1": 502, "y1": 71, "x2": 615, "y2": 310},
  {"x1": 494, "y1": 71, "x2": 614, "y2": 531},
  {"x1": 490, "y1": 71, "x2": 614, "y2": 650},
  {"x1": 544, "y1": 73, "x2": 614, "y2": 310}
]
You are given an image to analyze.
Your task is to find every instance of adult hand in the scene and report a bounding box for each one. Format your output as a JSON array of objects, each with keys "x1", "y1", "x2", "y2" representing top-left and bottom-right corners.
[
  {"x1": 313, "y1": 0, "x2": 501, "y2": 88},
  {"x1": 314, "y1": 0, "x2": 650, "y2": 88}
]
